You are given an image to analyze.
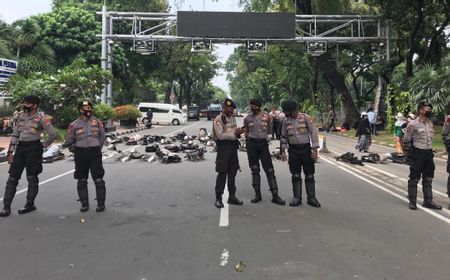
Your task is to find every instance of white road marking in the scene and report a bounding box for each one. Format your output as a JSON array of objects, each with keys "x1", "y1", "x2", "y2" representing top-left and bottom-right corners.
[
  {"x1": 219, "y1": 184, "x2": 229, "y2": 227},
  {"x1": 0, "y1": 123, "x2": 202, "y2": 202},
  {"x1": 329, "y1": 148, "x2": 448, "y2": 198},
  {"x1": 320, "y1": 156, "x2": 450, "y2": 225},
  {"x1": 220, "y1": 248, "x2": 229, "y2": 266}
]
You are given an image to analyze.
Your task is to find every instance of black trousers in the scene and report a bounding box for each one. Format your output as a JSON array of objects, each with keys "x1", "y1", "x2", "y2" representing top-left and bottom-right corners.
[
  {"x1": 409, "y1": 148, "x2": 435, "y2": 181},
  {"x1": 246, "y1": 139, "x2": 273, "y2": 173},
  {"x1": 9, "y1": 141, "x2": 43, "y2": 179},
  {"x1": 215, "y1": 141, "x2": 239, "y2": 195},
  {"x1": 74, "y1": 147, "x2": 105, "y2": 180},
  {"x1": 288, "y1": 144, "x2": 315, "y2": 176}
]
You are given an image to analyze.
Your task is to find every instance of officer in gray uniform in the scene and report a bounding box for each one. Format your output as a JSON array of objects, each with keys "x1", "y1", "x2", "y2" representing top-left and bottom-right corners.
[
  {"x1": 403, "y1": 101, "x2": 442, "y2": 210},
  {"x1": 0, "y1": 95, "x2": 56, "y2": 217},
  {"x1": 243, "y1": 98, "x2": 285, "y2": 205},
  {"x1": 280, "y1": 100, "x2": 321, "y2": 207},
  {"x1": 442, "y1": 114, "x2": 450, "y2": 209},
  {"x1": 212, "y1": 98, "x2": 244, "y2": 208},
  {"x1": 65, "y1": 100, "x2": 106, "y2": 212}
]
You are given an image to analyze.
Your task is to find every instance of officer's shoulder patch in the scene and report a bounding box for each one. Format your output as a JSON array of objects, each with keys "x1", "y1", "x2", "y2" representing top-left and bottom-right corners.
[{"x1": 44, "y1": 119, "x2": 51, "y2": 126}]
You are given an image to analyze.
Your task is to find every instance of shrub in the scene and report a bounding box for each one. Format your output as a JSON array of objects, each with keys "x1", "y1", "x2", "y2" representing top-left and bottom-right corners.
[
  {"x1": 113, "y1": 105, "x2": 141, "y2": 120},
  {"x1": 52, "y1": 106, "x2": 79, "y2": 128},
  {"x1": 94, "y1": 103, "x2": 115, "y2": 122}
]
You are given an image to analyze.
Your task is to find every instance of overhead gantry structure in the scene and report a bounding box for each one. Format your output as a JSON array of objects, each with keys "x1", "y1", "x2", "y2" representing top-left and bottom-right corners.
[{"x1": 97, "y1": 6, "x2": 389, "y2": 105}]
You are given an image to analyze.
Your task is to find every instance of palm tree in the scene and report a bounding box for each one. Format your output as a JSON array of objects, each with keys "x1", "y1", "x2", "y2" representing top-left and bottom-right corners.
[
  {"x1": 11, "y1": 19, "x2": 39, "y2": 59},
  {"x1": 409, "y1": 55, "x2": 450, "y2": 114}
]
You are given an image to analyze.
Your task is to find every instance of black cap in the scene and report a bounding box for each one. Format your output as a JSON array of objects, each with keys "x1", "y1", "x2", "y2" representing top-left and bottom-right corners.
[
  {"x1": 223, "y1": 98, "x2": 236, "y2": 109},
  {"x1": 249, "y1": 98, "x2": 262, "y2": 107},
  {"x1": 23, "y1": 95, "x2": 41, "y2": 105},
  {"x1": 281, "y1": 100, "x2": 298, "y2": 113},
  {"x1": 78, "y1": 100, "x2": 93, "y2": 110},
  {"x1": 418, "y1": 101, "x2": 432, "y2": 111}
]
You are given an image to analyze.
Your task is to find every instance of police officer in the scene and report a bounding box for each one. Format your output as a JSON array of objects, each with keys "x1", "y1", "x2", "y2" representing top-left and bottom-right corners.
[
  {"x1": 65, "y1": 100, "x2": 106, "y2": 212},
  {"x1": 279, "y1": 100, "x2": 321, "y2": 207},
  {"x1": 243, "y1": 98, "x2": 285, "y2": 205},
  {"x1": 212, "y1": 98, "x2": 244, "y2": 208},
  {"x1": 403, "y1": 101, "x2": 442, "y2": 210},
  {"x1": 442, "y1": 113, "x2": 450, "y2": 209},
  {"x1": 0, "y1": 95, "x2": 56, "y2": 217}
]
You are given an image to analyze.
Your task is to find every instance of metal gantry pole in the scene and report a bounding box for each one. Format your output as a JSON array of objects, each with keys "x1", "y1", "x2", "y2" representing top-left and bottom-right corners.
[
  {"x1": 101, "y1": 5, "x2": 108, "y2": 103},
  {"x1": 107, "y1": 15, "x2": 113, "y2": 106}
]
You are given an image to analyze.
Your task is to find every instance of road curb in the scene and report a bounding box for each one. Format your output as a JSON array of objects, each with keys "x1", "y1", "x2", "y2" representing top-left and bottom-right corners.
[{"x1": 106, "y1": 127, "x2": 146, "y2": 138}]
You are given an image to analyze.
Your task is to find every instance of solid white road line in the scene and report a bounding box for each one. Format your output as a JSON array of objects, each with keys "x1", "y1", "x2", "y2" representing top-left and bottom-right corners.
[
  {"x1": 219, "y1": 184, "x2": 229, "y2": 227},
  {"x1": 320, "y1": 156, "x2": 450, "y2": 225},
  {"x1": 329, "y1": 148, "x2": 448, "y2": 198},
  {"x1": 0, "y1": 122, "x2": 203, "y2": 202}
]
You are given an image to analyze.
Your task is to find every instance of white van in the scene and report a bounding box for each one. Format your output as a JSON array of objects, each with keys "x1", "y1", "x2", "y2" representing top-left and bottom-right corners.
[{"x1": 138, "y1": 103, "x2": 187, "y2": 125}]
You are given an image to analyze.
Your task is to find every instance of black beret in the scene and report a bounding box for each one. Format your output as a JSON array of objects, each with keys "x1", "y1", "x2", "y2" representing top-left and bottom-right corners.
[
  {"x1": 281, "y1": 100, "x2": 298, "y2": 113},
  {"x1": 223, "y1": 98, "x2": 236, "y2": 108},
  {"x1": 23, "y1": 95, "x2": 41, "y2": 105},
  {"x1": 78, "y1": 100, "x2": 93, "y2": 110},
  {"x1": 249, "y1": 98, "x2": 262, "y2": 107},
  {"x1": 418, "y1": 101, "x2": 432, "y2": 111}
]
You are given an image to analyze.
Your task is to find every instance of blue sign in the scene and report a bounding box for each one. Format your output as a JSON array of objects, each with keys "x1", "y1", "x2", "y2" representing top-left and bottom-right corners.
[{"x1": 0, "y1": 58, "x2": 18, "y2": 88}]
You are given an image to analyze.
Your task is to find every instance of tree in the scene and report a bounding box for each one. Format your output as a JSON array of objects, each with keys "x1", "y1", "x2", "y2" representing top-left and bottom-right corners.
[{"x1": 409, "y1": 55, "x2": 450, "y2": 114}]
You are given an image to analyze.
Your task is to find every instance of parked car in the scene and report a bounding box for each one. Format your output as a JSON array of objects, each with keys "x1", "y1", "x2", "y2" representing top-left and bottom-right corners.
[
  {"x1": 187, "y1": 105, "x2": 200, "y2": 121},
  {"x1": 138, "y1": 103, "x2": 187, "y2": 125},
  {"x1": 206, "y1": 103, "x2": 222, "y2": 120}
]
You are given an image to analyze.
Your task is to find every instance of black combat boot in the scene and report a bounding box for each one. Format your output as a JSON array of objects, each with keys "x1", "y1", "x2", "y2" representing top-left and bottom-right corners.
[
  {"x1": 0, "y1": 177, "x2": 19, "y2": 217},
  {"x1": 447, "y1": 176, "x2": 450, "y2": 209},
  {"x1": 289, "y1": 174, "x2": 302, "y2": 207},
  {"x1": 267, "y1": 170, "x2": 285, "y2": 205},
  {"x1": 77, "y1": 178, "x2": 89, "y2": 212},
  {"x1": 250, "y1": 166, "x2": 262, "y2": 203},
  {"x1": 407, "y1": 179, "x2": 418, "y2": 210},
  {"x1": 215, "y1": 193, "x2": 224, "y2": 208},
  {"x1": 422, "y1": 178, "x2": 442, "y2": 210},
  {"x1": 18, "y1": 176, "x2": 39, "y2": 214},
  {"x1": 305, "y1": 175, "x2": 321, "y2": 208},
  {"x1": 0, "y1": 205, "x2": 11, "y2": 217},
  {"x1": 251, "y1": 188, "x2": 262, "y2": 203},
  {"x1": 94, "y1": 178, "x2": 106, "y2": 212},
  {"x1": 227, "y1": 191, "x2": 243, "y2": 205},
  {"x1": 18, "y1": 202, "x2": 36, "y2": 215}
]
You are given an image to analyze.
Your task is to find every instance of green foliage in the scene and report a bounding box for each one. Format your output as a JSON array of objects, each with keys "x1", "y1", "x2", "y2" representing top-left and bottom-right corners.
[
  {"x1": 93, "y1": 103, "x2": 115, "y2": 122},
  {"x1": 53, "y1": 106, "x2": 79, "y2": 129},
  {"x1": 408, "y1": 55, "x2": 450, "y2": 114},
  {"x1": 113, "y1": 105, "x2": 141, "y2": 120},
  {"x1": 4, "y1": 58, "x2": 111, "y2": 126}
]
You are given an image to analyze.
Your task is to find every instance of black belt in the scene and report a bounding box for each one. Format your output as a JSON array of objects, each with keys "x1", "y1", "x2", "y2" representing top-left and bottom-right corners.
[
  {"x1": 248, "y1": 138, "x2": 268, "y2": 143},
  {"x1": 75, "y1": 147, "x2": 101, "y2": 151},
  {"x1": 289, "y1": 143, "x2": 311, "y2": 149},
  {"x1": 18, "y1": 140, "x2": 41, "y2": 146},
  {"x1": 216, "y1": 140, "x2": 238, "y2": 145},
  {"x1": 413, "y1": 147, "x2": 432, "y2": 153}
]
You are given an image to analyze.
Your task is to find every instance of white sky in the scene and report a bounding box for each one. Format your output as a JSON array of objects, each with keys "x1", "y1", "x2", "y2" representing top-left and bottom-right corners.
[{"x1": 0, "y1": 0, "x2": 243, "y2": 93}]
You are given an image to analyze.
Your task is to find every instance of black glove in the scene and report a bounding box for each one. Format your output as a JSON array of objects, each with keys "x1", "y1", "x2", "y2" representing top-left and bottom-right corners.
[{"x1": 403, "y1": 141, "x2": 413, "y2": 158}]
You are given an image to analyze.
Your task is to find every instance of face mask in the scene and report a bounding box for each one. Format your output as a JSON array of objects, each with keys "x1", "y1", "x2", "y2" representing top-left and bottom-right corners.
[
  {"x1": 425, "y1": 111, "x2": 432, "y2": 118},
  {"x1": 23, "y1": 105, "x2": 34, "y2": 112},
  {"x1": 250, "y1": 108, "x2": 259, "y2": 114},
  {"x1": 82, "y1": 109, "x2": 92, "y2": 117}
]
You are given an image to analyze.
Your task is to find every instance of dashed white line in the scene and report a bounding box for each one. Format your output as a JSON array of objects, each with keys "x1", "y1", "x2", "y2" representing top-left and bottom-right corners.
[{"x1": 219, "y1": 184, "x2": 229, "y2": 227}]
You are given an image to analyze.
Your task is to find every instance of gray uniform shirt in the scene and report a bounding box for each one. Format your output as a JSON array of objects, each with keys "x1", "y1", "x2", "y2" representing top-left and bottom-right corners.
[
  {"x1": 403, "y1": 118, "x2": 434, "y2": 150},
  {"x1": 243, "y1": 112, "x2": 272, "y2": 139},
  {"x1": 443, "y1": 115, "x2": 450, "y2": 138},
  {"x1": 66, "y1": 117, "x2": 106, "y2": 148},
  {"x1": 10, "y1": 112, "x2": 56, "y2": 147},
  {"x1": 280, "y1": 113, "x2": 319, "y2": 149},
  {"x1": 213, "y1": 113, "x2": 238, "y2": 141}
]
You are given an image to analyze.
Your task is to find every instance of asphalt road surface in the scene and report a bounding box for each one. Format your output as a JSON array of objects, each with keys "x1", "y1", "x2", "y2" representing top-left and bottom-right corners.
[{"x1": 0, "y1": 119, "x2": 449, "y2": 280}]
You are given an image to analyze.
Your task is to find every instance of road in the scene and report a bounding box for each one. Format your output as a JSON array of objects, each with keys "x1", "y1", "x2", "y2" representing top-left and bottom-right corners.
[{"x1": 0, "y1": 119, "x2": 449, "y2": 280}]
